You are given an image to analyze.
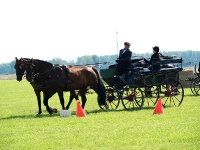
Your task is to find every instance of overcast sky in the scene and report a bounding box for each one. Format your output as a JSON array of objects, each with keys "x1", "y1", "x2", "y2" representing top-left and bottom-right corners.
[{"x1": 0, "y1": 0, "x2": 200, "y2": 63}]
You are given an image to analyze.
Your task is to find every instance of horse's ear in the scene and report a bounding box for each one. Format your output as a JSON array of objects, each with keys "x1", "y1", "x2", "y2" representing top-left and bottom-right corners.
[
  {"x1": 30, "y1": 58, "x2": 35, "y2": 69},
  {"x1": 15, "y1": 57, "x2": 18, "y2": 61}
]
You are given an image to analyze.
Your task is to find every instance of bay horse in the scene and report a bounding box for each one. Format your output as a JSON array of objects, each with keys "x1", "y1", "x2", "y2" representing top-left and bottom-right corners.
[
  {"x1": 33, "y1": 63, "x2": 107, "y2": 114},
  {"x1": 14, "y1": 57, "x2": 78, "y2": 114}
]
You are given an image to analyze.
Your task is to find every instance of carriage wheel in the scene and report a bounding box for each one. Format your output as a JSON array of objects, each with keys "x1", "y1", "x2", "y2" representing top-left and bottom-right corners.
[
  {"x1": 98, "y1": 86, "x2": 120, "y2": 111},
  {"x1": 190, "y1": 81, "x2": 197, "y2": 95},
  {"x1": 143, "y1": 86, "x2": 159, "y2": 107},
  {"x1": 158, "y1": 80, "x2": 184, "y2": 107},
  {"x1": 193, "y1": 77, "x2": 200, "y2": 95},
  {"x1": 121, "y1": 86, "x2": 144, "y2": 110}
]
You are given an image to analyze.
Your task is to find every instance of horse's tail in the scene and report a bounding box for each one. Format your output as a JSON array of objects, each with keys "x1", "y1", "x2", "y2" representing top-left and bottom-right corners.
[{"x1": 92, "y1": 67, "x2": 106, "y2": 105}]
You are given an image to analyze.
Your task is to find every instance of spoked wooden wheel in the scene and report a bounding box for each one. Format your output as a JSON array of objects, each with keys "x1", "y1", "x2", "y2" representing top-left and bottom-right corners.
[
  {"x1": 121, "y1": 86, "x2": 144, "y2": 110},
  {"x1": 158, "y1": 80, "x2": 184, "y2": 107},
  {"x1": 190, "y1": 80, "x2": 197, "y2": 95},
  {"x1": 193, "y1": 77, "x2": 200, "y2": 95},
  {"x1": 143, "y1": 86, "x2": 159, "y2": 107},
  {"x1": 98, "y1": 86, "x2": 120, "y2": 110}
]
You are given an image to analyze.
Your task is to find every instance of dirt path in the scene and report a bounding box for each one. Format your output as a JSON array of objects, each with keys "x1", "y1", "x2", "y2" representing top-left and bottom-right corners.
[{"x1": 0, "y1": 74, "x2": 17, "y2": 80}]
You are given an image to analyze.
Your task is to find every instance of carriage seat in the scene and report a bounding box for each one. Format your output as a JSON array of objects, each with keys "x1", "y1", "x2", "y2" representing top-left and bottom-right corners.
[
  {"x1": 160, "y1": 67, "x2": 183, "y2": 73},
  {"x1": 140, "y1": 67, "x2": 183, "y2": 75},
  {"x1": 130, "y1": 58, "x2": 143, "y2": 63}
]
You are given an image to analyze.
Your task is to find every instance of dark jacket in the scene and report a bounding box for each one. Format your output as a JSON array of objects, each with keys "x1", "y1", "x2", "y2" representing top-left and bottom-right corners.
[
  {"x1": 118, "y1": 49, "x2": 132, "y2": 62},
  {"x1": 144, "y1": 52, "x2": 161, "y2": 70},
  {"x1": 116, "y1": 49, "x2": 132, "y2": 75}
]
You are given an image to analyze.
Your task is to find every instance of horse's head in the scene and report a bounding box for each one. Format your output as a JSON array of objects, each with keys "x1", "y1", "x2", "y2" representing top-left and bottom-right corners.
[
  {"x1": 14, "y1": 57, "x2": 28, "y2": 81},
  {"x1": 14, "y1": 57, "x2": 36, "y2": 82}
]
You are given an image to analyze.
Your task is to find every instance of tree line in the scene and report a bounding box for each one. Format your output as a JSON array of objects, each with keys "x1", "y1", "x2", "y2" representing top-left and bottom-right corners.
[{"x1": 1, "y1": 50, "x2": 200, "y2": 74}]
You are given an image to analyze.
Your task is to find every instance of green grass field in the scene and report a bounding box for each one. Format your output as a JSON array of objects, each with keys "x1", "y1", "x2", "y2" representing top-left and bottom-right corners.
[{"x1": 0, "y1": 79, "x2": 200, "y2": 150}]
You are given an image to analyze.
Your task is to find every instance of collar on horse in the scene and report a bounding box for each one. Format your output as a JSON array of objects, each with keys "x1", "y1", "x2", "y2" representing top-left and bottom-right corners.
[{"x1": 59, "y1": 65, "x2": 71, "y2": 83}]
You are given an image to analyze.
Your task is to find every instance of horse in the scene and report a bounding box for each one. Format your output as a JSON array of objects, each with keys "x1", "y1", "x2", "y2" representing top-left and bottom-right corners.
[
  {"x1": 14, "y1": 57, "x2": 78, "y2": 114},
  {"x1": 32, "y1": 63, "x2": 107, "y2": 114}
]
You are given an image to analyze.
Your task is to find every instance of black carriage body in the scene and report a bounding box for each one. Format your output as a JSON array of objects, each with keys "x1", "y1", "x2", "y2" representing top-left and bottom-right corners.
[
  {"x1": 100, "y1": 57, "x2": 183, "y2": 88},
  {"x1": 99, "y1": 57, "x2": 184, "y2": 110},
  {"x1": 135, "y1": 68, "x2": 182, "y2": 87}
]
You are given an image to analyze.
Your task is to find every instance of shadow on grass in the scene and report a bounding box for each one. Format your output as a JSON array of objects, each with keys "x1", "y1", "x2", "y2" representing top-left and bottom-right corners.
[
  {"x1": 1, "y1": 105, "x2": 176, "y2": 120},
  {"x1": 0, "y1": 112, "x2": 59, "y2": 120},
  {"x1": 85, "y1": 106, "x2": 156, "y2": 114}
]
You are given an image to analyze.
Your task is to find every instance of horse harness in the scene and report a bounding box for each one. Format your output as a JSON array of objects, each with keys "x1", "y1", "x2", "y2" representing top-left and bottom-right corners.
[
  {"x1": 44, "y1": 65, "x2": 71, "y2": 84},
  {"x1": 37, "y1": 65, "x2": 99, "y2": 90}
]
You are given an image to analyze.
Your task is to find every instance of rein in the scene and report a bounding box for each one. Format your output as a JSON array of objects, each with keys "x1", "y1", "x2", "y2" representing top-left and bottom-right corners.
[
  {"x1": 33, "y1": 65, "x2": 94, "y2": 90},
  {"x1": 33, "y1": 65, "x2": 71, "y2": 84},
  {"x1": 32, "y1": 68, "x2": 53, "y2": 84}
]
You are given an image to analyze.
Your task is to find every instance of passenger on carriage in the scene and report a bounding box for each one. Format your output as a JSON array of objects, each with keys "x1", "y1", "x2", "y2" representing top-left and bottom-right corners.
[
  {"x1": 142, "y1": 46, "x2": 161, "y2": 71},
  {"x1": 142, "y1": 46, "x2": 161, "y2": 96},
  {"x1": 116, "y1": 42, "x2": 132, "y2": 76}
]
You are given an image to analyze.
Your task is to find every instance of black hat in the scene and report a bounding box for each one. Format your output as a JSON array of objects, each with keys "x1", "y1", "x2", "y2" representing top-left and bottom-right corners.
[
  {"x1": 152, "y1": 46, "x2": 159, "y2": 52},
  {"x1": 124, "y1": 42, "x2": 131, "y2": 46}
]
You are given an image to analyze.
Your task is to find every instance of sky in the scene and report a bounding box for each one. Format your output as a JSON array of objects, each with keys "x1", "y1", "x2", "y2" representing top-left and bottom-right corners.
[{"x1": 0, "y1": 0, "x2": 200, "y2": 64}]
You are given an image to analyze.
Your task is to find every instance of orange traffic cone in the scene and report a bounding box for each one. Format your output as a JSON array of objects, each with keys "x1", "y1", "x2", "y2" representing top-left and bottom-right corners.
[
  {"x1": 76, "y1": 101, "x2": 86, "y2": 117},
  {"x1": 153, "y1": 98, "x2": 164, "y2": 114}
]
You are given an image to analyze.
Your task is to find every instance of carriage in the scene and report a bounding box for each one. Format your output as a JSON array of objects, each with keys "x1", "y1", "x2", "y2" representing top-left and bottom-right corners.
[
  {"x1": 186, "y1": 62, "x2": 200, "y2": 95},
  {"x1": 98, "y1": 56, "x2": 184, "y2": 110}
]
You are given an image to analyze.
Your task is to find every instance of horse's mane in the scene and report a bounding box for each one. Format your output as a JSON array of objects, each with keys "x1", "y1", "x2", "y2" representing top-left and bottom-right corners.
[
  {"x1": 33, "y1": 59, "x2": 53, "y2": 67},
  {"x1": 21, "y1": 58, "x2": 31, "y2": 60}
]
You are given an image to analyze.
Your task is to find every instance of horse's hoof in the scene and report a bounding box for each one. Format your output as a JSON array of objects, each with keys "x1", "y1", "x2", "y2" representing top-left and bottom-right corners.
[
  {"x1": 37, "y1": 111, "x2": 42, "y2": 115},
  {"x1": 48, "y1": 110, "x2": 53, "y2": 114},
  {"x1": 47, "y1": 109, "x2": 53, "y2": 114},
  {"x1": 52, "y1": 108, "x2": 57, "y2": 113}
]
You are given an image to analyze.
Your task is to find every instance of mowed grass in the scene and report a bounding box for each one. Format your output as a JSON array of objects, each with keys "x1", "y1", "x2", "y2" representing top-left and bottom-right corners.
[{"x1": 0, "y1": 80, "x2": 200, "y2": 150}]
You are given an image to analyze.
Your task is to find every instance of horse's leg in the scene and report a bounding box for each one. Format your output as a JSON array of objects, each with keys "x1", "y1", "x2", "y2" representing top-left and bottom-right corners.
[
  {"x1": 79, "y1": 89, "x2": 87, "y2": 109},
  {"x1": 66, "y1": 90, "x2": 79, "y2": 110},
  {"x1": 57, "y1": 91, "x2": 65, "y2": 110},
  {"x1": 34, "y1": 88, "x2": 42, "y2": 114},
  {"x1": 43, "y1": 90, "x2": 57, "y2": 114}
]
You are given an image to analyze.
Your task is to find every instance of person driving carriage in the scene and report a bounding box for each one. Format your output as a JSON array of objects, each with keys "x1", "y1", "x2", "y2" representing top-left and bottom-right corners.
[{"x1": 116, "y1": 42, "x2": 132, "y2": 76}]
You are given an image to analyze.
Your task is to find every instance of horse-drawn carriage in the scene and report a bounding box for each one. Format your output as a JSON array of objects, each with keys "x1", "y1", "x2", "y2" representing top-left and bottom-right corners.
[
  {"x1": 99, "y1": 56, "x2": 184, "y2": 110},
  {"x1": 14, "y1": 56, "x2": 184, "y2": 114}
]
